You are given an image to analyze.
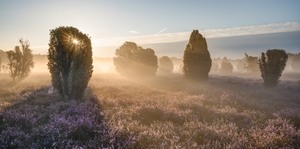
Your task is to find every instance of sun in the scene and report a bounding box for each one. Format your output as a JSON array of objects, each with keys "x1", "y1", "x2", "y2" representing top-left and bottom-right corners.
[{"x1": 72, "y1": 39, "x2": 79, "y2": 44}]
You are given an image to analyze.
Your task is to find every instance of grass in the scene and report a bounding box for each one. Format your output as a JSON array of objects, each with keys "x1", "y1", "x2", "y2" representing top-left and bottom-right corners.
[{"x1": 0, "y1": 72, "x2": 300, "y2": 148}]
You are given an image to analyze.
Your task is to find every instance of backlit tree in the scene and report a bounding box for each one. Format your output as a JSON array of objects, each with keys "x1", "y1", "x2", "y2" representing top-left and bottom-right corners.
[
  {"x1": 258, "y1": 49, "x2": 288, "y2": 87},
  {"x1": 6, "y1": 39, "x2": 34, "y2": 81},
  {"x1": 48, "y1": 26, "x2": 93, "y2": 100},
  {"x1": 183, "y1": 30, "x2": 211, "y2": 80},
  {"x1": 114, "y1": 42, "x2": 158, "y2": 78}
]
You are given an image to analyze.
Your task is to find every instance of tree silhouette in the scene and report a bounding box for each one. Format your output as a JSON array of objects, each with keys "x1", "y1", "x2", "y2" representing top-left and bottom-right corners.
[
  {"x1": 48, "y1": 26, "x2": 93, "y2": 100},
  {"x1": 158, "y1": 56, "x2": 174, "y2": 74},
  {"x1": 259, "y1": 49, "x2": 288, "y2": 87},
  {"x1": 114, "y1": 42, "x2": 158, "y2": 78},
  {"x1": 220, "y1": 57, "x2": 233, "y2": 75},
  {"x1": 6, "y1": 39, "x2": 34, "y2": 81},
  {"x1": 183, "y1": 30, "x2": 211, "y2": 80}
]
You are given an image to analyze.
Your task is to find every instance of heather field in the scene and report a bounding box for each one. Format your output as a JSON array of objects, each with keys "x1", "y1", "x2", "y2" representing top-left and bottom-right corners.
[
  {"x1": 1, "y1": 0, "x2": 300, "y2": 148},
  {"x1": 0, "y1": 73, "x2": 300, "y2": 148}
]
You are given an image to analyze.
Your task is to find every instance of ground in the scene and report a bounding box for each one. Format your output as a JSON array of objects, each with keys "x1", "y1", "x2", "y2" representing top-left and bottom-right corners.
[{"x1": 0, "y1": 72, "x2": 300, "y2": 148}]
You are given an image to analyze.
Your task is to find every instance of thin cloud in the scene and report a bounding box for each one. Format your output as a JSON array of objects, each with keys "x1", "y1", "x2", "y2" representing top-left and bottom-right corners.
[
  {"x1": 155, "y1": 28, "x2": 167, "y2": 34},
  {"x1": 129, "y1": 30, "x2": 139, "y2": 34},
  {"x1": 92, "y1": 21, "x2": 300, "y2": 47},
  {"x1": 201, "y1": 21, "x2": 300, "y2": 38}
]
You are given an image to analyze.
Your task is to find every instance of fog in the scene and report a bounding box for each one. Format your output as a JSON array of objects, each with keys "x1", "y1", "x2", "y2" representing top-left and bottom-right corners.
[
  {"x1": 1, "y1": 53, "x2": 300, "y2": 148},
  {"x1": 19, "y1": 55, "x2": 299, "y2": 81}
]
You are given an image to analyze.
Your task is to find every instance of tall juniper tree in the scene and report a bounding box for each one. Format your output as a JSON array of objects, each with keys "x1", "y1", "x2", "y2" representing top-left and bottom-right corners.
[
  {"x1": 258, "y1": 49, "x2": 288, "y2": 87},
  {"x1": 183, "y1": 30, "x2": 212, "y2": 80},
  {"x1": 48, "y1": 26, "x2": 93, "y2": 100}
]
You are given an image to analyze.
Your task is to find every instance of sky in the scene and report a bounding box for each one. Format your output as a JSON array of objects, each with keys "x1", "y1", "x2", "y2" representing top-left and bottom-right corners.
[{"x1": 0, "y1": 0, "x2": 300, "y2": 57}]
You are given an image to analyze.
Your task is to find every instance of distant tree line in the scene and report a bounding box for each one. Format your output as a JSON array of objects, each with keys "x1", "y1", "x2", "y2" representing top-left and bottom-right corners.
[
  {"x1": 112, "y1": 29, "x2": 291, "y2": 87},
  {"x1": 1, "y1": 26, "x2": 295, "y2": 98}
]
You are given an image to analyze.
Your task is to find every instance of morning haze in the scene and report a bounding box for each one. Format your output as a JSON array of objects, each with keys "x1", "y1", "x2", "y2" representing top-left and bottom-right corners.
[{"x1": 0, "y1": 0, "x2": 300, "y2": 148}]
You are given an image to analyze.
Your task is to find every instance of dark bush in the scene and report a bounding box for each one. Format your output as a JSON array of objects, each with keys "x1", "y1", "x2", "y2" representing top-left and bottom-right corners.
[
  {"x1": 113, "y1": 42, "x2": 158, "y2": 78},
  {"x1": 158, "y1": 56, "x2": 174, "y2": 74},
  {"x1": 258, "y1": 49, "x2": 288, "y2": 87},
  {"x1": 6, "y1": 39, "x2": 34, "y2": 81},
  {"x1": 183, "y1": 30, "x2": 211, "y2": 80},
  {"x1": 220, "y1": 57, "x2": 233, "y2": 75},
  {"x1": 48, "y1": 26, "x2": 93, "y2": 100},
  {"x1": 244, "y1": 53, "x2": 259, "y2": 73}
]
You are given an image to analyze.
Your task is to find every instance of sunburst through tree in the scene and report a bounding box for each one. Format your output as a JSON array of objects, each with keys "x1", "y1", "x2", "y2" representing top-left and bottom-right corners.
[{"x1": 47, "y1": 26, "x2": 93, "y2": 100}]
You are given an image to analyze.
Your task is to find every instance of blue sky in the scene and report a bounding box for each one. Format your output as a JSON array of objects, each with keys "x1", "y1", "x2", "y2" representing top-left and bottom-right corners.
[{"x1": 0, "y1": 0, "x2": 299, "y2": 55}]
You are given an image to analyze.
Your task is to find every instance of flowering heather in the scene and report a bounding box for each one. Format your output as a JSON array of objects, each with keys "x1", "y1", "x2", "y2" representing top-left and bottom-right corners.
[
  {"x1": 1, "y1": 73, "x2": 300, "y2": 148},
  {"x1": 0, "y1": 87, "x2": 132, "y2": 148},
  {"x1": 92, "y1": 74, "x2": 300, "y2": 148}
]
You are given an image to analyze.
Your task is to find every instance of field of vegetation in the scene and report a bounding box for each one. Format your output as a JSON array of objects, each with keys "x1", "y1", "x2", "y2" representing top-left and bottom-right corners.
[
  {"x1": 1, "y1": 72, "x2": 300, "y2": 148},
  {"x1": 1, "y1": 0, "x2": 300, "y2": 148}
]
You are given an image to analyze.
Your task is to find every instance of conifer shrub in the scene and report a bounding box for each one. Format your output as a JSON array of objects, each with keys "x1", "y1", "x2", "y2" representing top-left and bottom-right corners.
[
  {"x1": 258, "y1": 49, "x2": 288, "y2": 87},
  {"x1": 48, "y1": 26, "x2": 93, "y2": 100},
  {"x1": 183, "y1": 30, "x2": 211, "y2": 80}
]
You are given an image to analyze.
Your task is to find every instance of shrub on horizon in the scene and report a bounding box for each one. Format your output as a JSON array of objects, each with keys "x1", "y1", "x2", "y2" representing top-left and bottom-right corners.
[
  {"x1": 183, "y1": 30, "x2": 212, "y2": 80},
  {"x1": 236, "y1": 58, "x2": 246, "y2": 72},
  {"x1": 113, "y1": 41, "x2": 158, "y2": 78},
  {"x1": 244, "y1": 53, "x2": 259, "y2": 73},
  {"x1": 220, "y1": 57, "x2": 233, "y2": 75},
  {"x1": 258, "y1": 49, "x2": 288, "y2": 87},
  {"x1": 48, "y1": 26, "x2": 93, "y2": 100},
  {"x1": 158, "y1": 56, "x2": 174, "y2": 74}
]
